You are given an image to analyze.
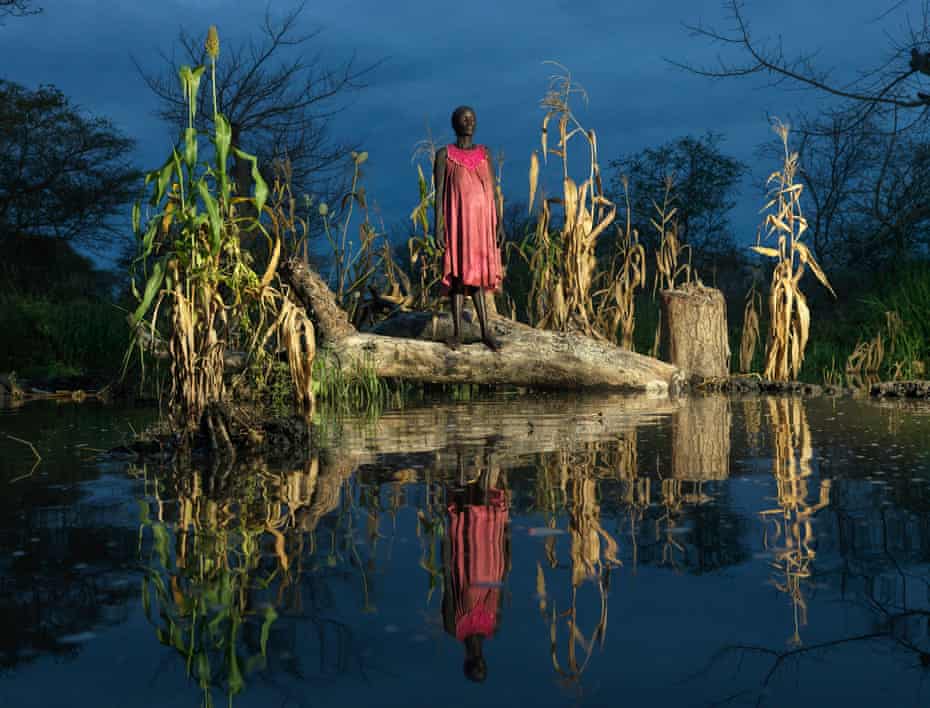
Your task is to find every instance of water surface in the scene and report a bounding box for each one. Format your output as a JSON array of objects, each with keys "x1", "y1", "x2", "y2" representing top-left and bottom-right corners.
[{"x1": 2, "y1": 394, "x2": 930, "y2": 707}]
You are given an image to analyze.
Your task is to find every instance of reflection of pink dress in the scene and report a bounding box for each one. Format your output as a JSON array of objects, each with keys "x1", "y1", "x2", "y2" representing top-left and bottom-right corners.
[
  {"x1": 441, "y1": 144, "x2": 502, "y2": 293},
  {"x1": 446, "y1": 488, "x2": 508, "y2": 641}
]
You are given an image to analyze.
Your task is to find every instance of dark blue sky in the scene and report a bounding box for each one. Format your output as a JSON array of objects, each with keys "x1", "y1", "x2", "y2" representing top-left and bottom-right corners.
[{"x1": 0, "y1": 0, "x2": 908, "y2": 264}]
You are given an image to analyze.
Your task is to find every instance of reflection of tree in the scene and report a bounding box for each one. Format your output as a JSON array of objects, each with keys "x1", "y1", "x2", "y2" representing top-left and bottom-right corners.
[
  {"x1": 759, "y1": 398, "x2": 831, "y2": 646},
  {"x1": 0, "y1": 501, "x2": 138, "y2": 670},
  {"x1": 702, "y1": 399, "x2": 930, "y2": 704}
]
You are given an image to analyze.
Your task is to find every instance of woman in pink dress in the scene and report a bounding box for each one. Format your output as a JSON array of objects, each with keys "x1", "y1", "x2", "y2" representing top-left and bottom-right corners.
[
  {"x1": 441, "y1": 452, "x2": 510, "y2": 682},
  {"x1": 433, "y1": 106, "x2": 505, "y2": 351}
]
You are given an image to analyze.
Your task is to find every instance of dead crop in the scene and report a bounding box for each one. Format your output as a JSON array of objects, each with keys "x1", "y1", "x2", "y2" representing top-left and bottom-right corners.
[{"x1": 752, "y1": 121, "x2": 835, "y2": 382}]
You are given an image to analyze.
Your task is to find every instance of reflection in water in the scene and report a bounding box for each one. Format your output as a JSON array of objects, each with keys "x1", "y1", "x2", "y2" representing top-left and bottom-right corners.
[
  {"x1": 0, "y1": 501, "x2": 138, "y2": 670},
  {"x1": 532, "y1": 442, "x2": 625, "y2": 685},
  {"x1": 760, "y1": 398, "x2": 831, "y2": 645},
  {"x1": 7, "y1": 395, "x2": 930, "y2": 706},
  {"x1": 441, "y1": 449, "x2": 509, "y2": 683},
  {"x1": 135, "y1": 455, "x2": 357, "y2": 707}
]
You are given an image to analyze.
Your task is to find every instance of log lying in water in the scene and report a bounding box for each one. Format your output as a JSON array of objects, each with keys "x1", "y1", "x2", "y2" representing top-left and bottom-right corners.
[
  {"x1": 280, "y1": 257, "x2": 683, "y2": 394},
  {"x1": 870, "y1": 380, "x2": 930, "y2": 398}
]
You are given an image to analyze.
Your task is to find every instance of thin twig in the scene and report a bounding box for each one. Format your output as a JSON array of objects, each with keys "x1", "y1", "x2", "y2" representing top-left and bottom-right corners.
[{"x1": 4, "y1": 433, "x2": 42, "y2": 482}]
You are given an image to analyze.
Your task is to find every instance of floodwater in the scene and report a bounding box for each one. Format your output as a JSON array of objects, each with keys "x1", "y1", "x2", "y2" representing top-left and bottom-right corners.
[{"x1": 2, "y1": 393, "x2": 930, "y2": 707}]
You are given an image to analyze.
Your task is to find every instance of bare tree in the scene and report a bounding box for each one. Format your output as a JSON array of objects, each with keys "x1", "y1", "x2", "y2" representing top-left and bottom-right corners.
[
  {"x1": 678, "y1": 0, "x2": 930, "y2": 264},
  {"x1": 677, "y1": 0, "x2": 930, "y2": 119},
  {"x1": 0, "y1": 80, "x2": 139, "y2": 249},
  {"x1": 135, "y1": 1, "x2": 377, "y2": 202}
]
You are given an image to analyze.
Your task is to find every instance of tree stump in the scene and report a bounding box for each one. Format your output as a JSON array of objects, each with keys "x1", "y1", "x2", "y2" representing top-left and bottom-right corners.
[{"x1": 660, "y1": 283, "x2": 730, "y2": 380}]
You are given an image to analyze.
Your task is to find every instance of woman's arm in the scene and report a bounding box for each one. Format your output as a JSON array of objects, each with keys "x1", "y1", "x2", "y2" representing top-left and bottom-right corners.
[
  {"x1": 485, "y1": 148, "x2": 506, "y2": 247},
  {"x1": 433, "y1": 147, "x2": 447, "y2": 248}
]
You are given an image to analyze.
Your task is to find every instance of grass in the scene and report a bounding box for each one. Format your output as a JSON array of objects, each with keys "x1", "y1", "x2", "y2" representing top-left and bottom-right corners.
[{"x1": 796, "y1": 260, "x2": 930, "y2": 383}]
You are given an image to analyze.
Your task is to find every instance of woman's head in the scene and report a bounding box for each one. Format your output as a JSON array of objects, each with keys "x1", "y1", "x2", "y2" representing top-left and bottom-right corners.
[
  {"x1": 463, "y1": 655, "x2": 487, "y2": 683},
  {"x1": 451, "y1": 105, "x2": 477, "y2": 137},
  {"x1": 463, "y1": 634, "x2": 487, "y2": 682}
]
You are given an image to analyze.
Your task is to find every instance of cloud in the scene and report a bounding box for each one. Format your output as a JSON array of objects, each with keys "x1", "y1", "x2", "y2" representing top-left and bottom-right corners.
[{"x1": 0, "y1": 0, "x2": 906, "y2": 258}]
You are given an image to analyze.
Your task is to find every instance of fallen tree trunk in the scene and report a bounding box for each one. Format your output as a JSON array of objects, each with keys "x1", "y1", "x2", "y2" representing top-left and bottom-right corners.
[{"x1": 281, "y1": 257, "x2": 683, "y2": 393}]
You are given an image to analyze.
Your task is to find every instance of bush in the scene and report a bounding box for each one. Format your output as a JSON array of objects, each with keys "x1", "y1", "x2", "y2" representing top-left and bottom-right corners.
[{"x1": 0, "y1": 293, "x2": 127, "y2": 380}]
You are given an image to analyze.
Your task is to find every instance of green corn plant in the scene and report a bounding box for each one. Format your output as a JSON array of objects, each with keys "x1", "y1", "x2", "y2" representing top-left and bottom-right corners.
[
  {"x1": 408, "y1": 140, "x2": 444, "y2": 310},
  {"x1": 128, "y1": 25, "x2": 315, "y2": 431}
]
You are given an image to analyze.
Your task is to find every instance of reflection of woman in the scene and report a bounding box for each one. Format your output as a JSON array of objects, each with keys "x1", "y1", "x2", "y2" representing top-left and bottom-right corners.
[{"x1": 442, "y1": 463, "x2": 510, "y2": 682}]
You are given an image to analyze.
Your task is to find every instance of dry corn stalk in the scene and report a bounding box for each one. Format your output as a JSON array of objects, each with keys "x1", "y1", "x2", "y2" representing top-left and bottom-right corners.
[
  {"x1": 527, "y1": 63, "x2": 618, "y2": 338},
  {"x1": 739, "y1": 283, "x2": 762, "y2": 373},
  {"x1": 279, "y1": 297, "x2": 315, "y2": 414},
  {"x1": 652, "y1": 174, "x2": 694, "y2": 295},
  {"x1": 131, "y1": 28, "x2": 318, "y2": 431},
  {"x1": 753, "y1": 121, "x2": 835, "y2": 382},
  {"x1": 845, "y1": 310, "x2": 916, "y2": 384},
  {"x1": 846, "y1": 335, "x2": 883, "y2": 377},
  {"x1": 591, "y1": 176, "x2": 646, "y2": 348},
  {"x1": 408, "y1": 140, "x2": 444, "y2": 310}
]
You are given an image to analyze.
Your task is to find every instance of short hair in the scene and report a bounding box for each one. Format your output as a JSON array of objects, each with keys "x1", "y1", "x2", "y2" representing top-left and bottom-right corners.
[
  {"x1": 464, "y1": 655, "x2": 487, "y2": 683},
  {"x1": 451, "y1": 105, "x2": 476, "y2": 129}
]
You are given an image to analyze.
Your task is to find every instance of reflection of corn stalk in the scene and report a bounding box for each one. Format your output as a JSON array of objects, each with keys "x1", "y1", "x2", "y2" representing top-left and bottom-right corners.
[
  {"x1": 535, "y1": 451, "x2": 620, "y2": 685},
  {"x1": 613, "y1": 432, "x2": 639, "y2": 481},
  {"x1": 657, "y1": 478, "x2": 686, "y2": 570},
  {"x1": 622, "y1": 473, "x2": 650, "y2": 572},
  {"x1": 134, "y1": 454, "x2": 360, "y2": 707},
  {"x1": 742, "y1": 398, "x2": 762, "y2": 454},
  {"x1": 415, "y1": 467, "x2": 447, "y2": 605},
  {"x1": 527, "y1": 63, "x2": 618, "y2": 338},
  {"x1": 759, "y1": 398, "x2": 831, "y2": 645}
]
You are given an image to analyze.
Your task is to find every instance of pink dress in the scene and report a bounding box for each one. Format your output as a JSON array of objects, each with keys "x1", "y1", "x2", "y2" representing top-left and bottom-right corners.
[
  {"x1": 441, "y1": 144, "x2": 503, "y2": 293},
  {"x1": 445, "y1": 488, "x2": 508, "y2": 641}
]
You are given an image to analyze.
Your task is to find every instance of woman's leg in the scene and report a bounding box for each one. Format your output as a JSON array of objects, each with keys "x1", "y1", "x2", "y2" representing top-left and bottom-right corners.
[
  {"x1": 447, "y1": 278, "x2": 464, "y2": 350},
  {"x1": 471, "y1": 288, "x2": 500, "y2": 352}
]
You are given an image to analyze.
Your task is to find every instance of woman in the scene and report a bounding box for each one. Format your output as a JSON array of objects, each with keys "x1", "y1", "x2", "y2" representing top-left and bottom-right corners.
[{"x1": 433, "y1": 105, "x2": 505, "y2": 351}]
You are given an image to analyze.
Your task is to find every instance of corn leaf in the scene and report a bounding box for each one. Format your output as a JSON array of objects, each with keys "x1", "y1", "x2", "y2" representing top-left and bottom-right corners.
[
  {"x1": 131, "y1": 255, "x2": 167, "y2": 326},
  {"x1": 751, "y1": 246, "x2": 781, "y2": 258}
]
